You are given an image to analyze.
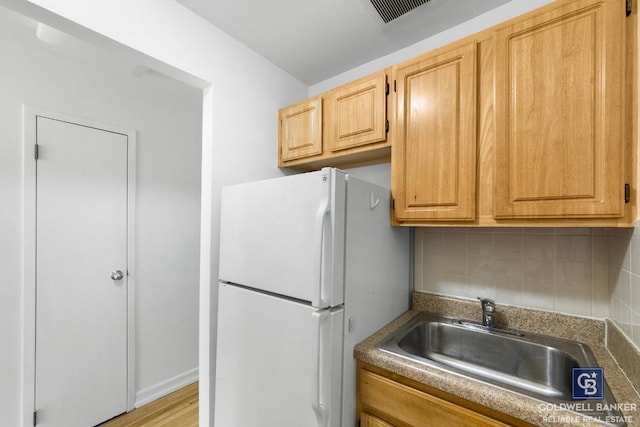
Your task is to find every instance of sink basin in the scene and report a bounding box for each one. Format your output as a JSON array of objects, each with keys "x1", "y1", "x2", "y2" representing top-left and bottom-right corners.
[{"x1": 377, "y1": 312, "x2": 626, "y2": 426}]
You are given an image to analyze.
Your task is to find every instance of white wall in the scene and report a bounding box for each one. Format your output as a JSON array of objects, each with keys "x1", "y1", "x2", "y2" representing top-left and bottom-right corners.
[
  {"x1": 0, "y1": 1, "x2": 308, "y2": 426},
  {"x1": 0, "y1": 17, "x2": 204, "y2": 425}
]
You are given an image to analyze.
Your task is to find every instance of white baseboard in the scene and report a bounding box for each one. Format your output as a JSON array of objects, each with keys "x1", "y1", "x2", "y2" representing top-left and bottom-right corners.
[{"x1": 134, "y1": 367, "x2": 199, "y2": 408}]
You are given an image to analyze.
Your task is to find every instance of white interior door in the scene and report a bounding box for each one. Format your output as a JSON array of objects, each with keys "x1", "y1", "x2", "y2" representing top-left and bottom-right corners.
[{"x1": 35, "y1": 116, "x2": 129, "y2": 427}]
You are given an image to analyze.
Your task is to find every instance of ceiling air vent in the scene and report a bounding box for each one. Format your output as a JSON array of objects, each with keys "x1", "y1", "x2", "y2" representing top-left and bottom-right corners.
[{"x1": 370, "y1": 0, "x2": 431, "y2": 23}]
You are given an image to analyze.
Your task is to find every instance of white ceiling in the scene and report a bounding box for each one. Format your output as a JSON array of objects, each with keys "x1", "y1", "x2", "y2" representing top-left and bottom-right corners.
[
  {"x1": 0, "y1": 6, "x2": 179, "y2": 82},
  {"x1": 0, "y1": 8, "x2": 131, "y2": 76},
  {"x1": 2, "y1": 0, "x2": 514, "y2": 86},
  {"x1": 174, "y1": 0, "x2": 511, "y2": 85}
]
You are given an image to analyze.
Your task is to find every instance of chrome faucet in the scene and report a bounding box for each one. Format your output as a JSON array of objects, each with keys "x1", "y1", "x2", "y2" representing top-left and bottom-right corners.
[{"x1": 478, "y1": 297, "x2": 496, "y2": 328}]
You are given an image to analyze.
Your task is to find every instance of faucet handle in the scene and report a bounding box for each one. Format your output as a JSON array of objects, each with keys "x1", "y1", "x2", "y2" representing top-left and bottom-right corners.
[
  {"x1": 478, "y1": 297, "x2": 495, "y2": 312},
  {"x1": 478, "y1": 297, "x2": 497, "y2": 328}
]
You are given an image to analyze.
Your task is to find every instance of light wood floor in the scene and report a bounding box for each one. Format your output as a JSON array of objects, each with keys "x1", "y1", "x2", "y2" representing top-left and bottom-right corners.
[{"x1": 99, "y1": 382, "x2": 198, "y2": 426}]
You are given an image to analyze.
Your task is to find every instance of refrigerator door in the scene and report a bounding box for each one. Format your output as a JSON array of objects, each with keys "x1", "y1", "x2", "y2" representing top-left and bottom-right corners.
[
  {"x1": 215, "y1": 283, "x2": 344, "y2": 427},
  {"x1": 219, "y1": 168, "x2": 345, "y2": 308},
  {"x1": 340, "y1": 175, "x2": 412, "y2": 427}
]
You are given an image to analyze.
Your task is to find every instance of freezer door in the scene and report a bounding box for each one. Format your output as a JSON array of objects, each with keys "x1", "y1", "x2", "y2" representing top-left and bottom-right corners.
[
  {"x1": 219, "y1": 168, "x2": 345, "y2": 308},
  {"x1": 215, "y1": 283, "x2": 344, "y2": 427}
]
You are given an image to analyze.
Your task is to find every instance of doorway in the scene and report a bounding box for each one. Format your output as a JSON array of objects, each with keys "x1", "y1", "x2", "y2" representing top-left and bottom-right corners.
[{"x1": 23, "y1": 107, "x2": 136, "y2": 427}]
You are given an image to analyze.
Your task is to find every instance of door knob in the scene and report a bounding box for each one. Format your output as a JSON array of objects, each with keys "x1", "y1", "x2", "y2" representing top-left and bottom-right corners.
[{"x1": 111, "y1": 270, "x2": 124, "y2": 281}]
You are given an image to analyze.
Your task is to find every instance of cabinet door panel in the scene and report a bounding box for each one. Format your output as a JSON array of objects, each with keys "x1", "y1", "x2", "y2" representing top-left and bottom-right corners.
[
  {"x1": 394, "y1": 42, "x2": 477, "y2": 221},
  {"x1": 279, "y1": 97, "x2": 322, "y2": 162},
  {"x1": 325, "y1": 71, "x2": 387, "y2": 152},
  {"x1": 494, "y1": 0, "x2": 625, "y2": 218}
]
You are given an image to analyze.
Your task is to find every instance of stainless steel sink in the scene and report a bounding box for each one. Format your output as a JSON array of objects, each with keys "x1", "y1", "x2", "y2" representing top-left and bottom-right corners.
[{"x1": 377, "y1": 312, "x2": 626, "y2": 426}]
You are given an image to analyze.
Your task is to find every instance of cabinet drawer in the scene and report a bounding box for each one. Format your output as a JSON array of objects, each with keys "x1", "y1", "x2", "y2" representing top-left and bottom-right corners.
[
  {"x1": 360, "y1": 369, "x2": 510, "y2": 427},
  {"x1": 361, "y1": 412, "x2": 394, "y2": 427}
]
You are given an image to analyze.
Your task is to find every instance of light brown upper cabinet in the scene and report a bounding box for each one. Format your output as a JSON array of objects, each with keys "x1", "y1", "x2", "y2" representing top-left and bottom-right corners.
[
  {"x1": 392, "y1": 42, "x2": 478, "y2": 222},
  {"x1": 324, "y1": 71, "x2": 387, "y2": 152},
  {"x1": 278, "y1": 70, "x2": 391, "y2": 171},
  {"x1": 277, "y1": 0, "x2": 636, "y2": 226},
  {"x1": 278, "y1": 96, "x2": 322, "y2": 163},
  {"x1": 392, "y1": 0, "x2": 635, "y2": 227},
  {"x1": 493, "y1": 0, "x2": 627, "y2": 220}
]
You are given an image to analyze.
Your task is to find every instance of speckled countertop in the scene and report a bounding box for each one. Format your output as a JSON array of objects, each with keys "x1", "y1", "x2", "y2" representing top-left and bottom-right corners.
[{"x1": 354, "y1": 293, "x2": 640, "y2": 427}]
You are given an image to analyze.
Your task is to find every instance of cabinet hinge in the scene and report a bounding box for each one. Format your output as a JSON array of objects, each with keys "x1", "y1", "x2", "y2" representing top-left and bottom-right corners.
[
  {"x1": 385, "y1": 119, "x2": 389, "y2": 133},
  {"x1": 393, "y1": 80, "x2": 397, "y2": 92},
  {"x1": 625, "y1": 183, "x2": 630, "y2": 203},
  {"x1": 627, "y1": 0, "x2": 632, "y2": 16},
  {"x1": 34, "y1": 144, "x2": 39, "y2": 160},
  {"x1": 33, "y1": 410, "x2": 38, "y2": 426},
  {"x1": 385, "y1": 82, "x2": 389, "y2": 95},
  {"x1": 391, "y1": 198, "x2": 395, "y2": 209}
]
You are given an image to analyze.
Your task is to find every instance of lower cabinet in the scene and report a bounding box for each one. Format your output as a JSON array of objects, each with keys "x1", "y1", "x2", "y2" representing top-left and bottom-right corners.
[
  {"x1": 357, "y1": 362, "x2": 534, "y2": 427},
  {"x1": 360, "y1": 412, "x2": 394, "y2": 427}
]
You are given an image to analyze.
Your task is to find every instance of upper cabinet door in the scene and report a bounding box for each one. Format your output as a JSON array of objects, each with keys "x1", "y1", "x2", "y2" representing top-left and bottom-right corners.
[
  {"x1": 393, "y1": 42, "x2": 478, "y2": 221},
  {"x1": 494, "y1": 0, "x2": 626, "y2": 219},
  {"x1": 324, "y1": 71, "x2": 387, "y2": 152},
  {"x1": 278, "y1": 96, "x2": 322, "y2": 163}
]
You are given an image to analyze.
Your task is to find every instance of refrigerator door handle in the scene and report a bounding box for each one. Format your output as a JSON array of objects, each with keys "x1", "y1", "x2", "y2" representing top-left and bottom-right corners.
[
  {"x1": 311, "y1": 310, "x2": 330, "y2": 427},
  {"x1": 312, "y1": 191, "x2": 330, "y2": 308}
]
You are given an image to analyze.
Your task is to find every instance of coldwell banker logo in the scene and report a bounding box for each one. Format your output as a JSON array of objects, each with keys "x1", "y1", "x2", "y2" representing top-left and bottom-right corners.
[{"x1": 572, "y1": 367, "x2": 604, "y2": 399}]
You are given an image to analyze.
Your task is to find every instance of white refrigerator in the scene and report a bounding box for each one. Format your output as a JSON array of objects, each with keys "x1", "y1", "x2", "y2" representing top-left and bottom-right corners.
[{"x1": 214, "y1": 168, "x2": 411, "y2": 427}]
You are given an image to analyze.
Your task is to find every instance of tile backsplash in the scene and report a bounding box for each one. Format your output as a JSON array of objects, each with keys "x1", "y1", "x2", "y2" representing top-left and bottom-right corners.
[{"x1": 413, "y1": 224, "x2": 640, "y2": 349}]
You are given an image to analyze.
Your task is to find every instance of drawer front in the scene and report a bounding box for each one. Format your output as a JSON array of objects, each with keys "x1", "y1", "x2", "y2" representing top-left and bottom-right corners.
[{"x1": 360, "y1": 369, "x2": 510, "y2": 427}]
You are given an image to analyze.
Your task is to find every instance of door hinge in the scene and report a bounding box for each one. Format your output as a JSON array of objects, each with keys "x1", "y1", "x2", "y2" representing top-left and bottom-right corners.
[
  {"x1": 34, "y1": 144, "x2": 39, "y2": 160},
  {"x1": 627, "y1": 0, "x2": 632, "y2": 16},
  {"x1": 33, "y1": 410, "x2": 37, "y2": 426},
  {"x1": 625, "y1": 183, "x2": 630, "y2": 203},
  {"x1": 391, "y1": 198, "x2": 395, "y2": 209},
  {"x1": 385, "y1": 119, "x2": 389, "y2": 133}
]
